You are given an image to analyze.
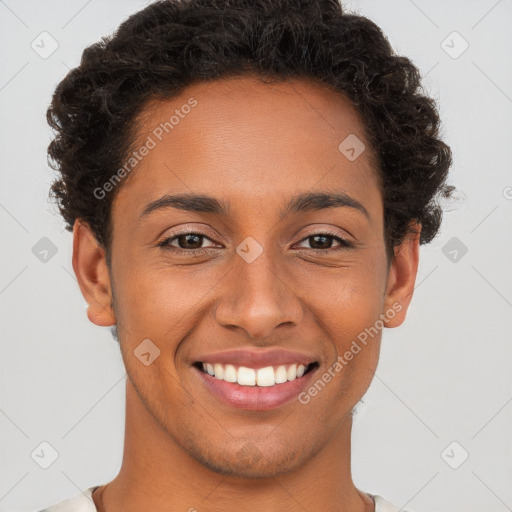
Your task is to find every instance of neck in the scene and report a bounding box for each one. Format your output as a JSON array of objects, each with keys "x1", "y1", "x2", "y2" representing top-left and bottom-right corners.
[{"x1": 97, "y1": 379, "x2": 374, "y2": 512}]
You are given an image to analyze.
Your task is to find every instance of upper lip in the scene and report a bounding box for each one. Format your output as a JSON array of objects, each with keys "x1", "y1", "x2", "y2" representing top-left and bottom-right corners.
[{"x1": 193, "y1": 347, "x2": 318, "y2": 369}]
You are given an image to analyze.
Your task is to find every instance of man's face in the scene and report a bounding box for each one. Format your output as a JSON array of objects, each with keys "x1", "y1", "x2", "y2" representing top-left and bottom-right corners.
[{"x1": 104, "y1": 76, "x2": 399, "y2": 477}]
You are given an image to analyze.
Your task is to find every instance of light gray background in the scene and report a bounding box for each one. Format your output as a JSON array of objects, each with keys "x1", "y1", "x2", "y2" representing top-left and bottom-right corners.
[{"x1": 1, "y1": 1, "x2": 511, "y2": 511}]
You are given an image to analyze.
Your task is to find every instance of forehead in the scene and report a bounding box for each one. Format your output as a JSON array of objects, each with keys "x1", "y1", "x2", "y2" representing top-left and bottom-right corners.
[{"x1": 112, "y1": 75, "x2": 382, "y2": 224}]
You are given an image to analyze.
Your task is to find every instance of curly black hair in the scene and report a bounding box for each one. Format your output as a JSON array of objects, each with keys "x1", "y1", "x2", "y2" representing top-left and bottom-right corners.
[{"x1": 47, "y1": 0, "x2": 454, "y2": 264}]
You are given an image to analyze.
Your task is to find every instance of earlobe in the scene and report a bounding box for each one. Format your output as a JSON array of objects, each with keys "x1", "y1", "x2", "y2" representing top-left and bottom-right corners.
[
  {"x1": 383, "y1": 223, "x2": 421, "y2": 328},
  {"x1": 72, "y1": 220, "x2": 116, "y2": 327}
]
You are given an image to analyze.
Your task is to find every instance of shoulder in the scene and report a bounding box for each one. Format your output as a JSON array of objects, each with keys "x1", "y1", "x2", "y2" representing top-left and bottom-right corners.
[
  {"x1": 373, "y1": 494, "x2": 416, "y2": 512},
  {"x1": 35, "y1": 486, "x2": 99, "y2": 512}
]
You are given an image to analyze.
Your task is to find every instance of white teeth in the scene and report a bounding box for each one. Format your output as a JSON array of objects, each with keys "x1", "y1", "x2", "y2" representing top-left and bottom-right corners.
[
  {"x1": 275, "y1": 365, "x2": 288, "y2": 384},
  {"x1": 200, "y1": 362, "x2": 312, "y2": 387},
  {"x1": 214, "y1": 363, "x2": 224, "y2": 380},
  {"x1": 224, "y1": 364, "x2": 237, "y2": 382},
  {"x1": 237, "y1": 366, "x2": 256, "y2": 386},
  {"x1": 256, "y1": 366, "x2": 275, "y2": 387}
]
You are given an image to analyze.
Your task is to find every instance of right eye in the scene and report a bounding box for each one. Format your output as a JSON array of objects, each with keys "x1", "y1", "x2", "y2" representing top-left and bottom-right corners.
[{"x1": 157, "y1": 231, "x2": 222, "y2": 255}]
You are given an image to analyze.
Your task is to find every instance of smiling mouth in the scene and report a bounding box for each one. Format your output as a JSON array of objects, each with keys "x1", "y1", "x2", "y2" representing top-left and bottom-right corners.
[{"x1": 192, "y1": 361, "x2": 319, "y2": 387}]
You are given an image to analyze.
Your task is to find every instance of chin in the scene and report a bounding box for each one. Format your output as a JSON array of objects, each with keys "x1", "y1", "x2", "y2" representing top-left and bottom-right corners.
[{"x1": 185, "y1": 438, "x2": 310, "y2": 479}]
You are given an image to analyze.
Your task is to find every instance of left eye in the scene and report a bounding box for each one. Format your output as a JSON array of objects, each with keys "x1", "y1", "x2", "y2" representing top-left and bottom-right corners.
[{"x1": 295, "y1": 233, "x2": 352, "y2": 251}]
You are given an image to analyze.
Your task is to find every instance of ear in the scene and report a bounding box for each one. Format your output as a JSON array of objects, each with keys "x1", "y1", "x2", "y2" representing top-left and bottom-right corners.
[
  {"x1": 382, "y1": 222, "x2": 421, "y2": 328},
  {"x1": 72, "y1": 219, "x2": 116, "y2": 327}
]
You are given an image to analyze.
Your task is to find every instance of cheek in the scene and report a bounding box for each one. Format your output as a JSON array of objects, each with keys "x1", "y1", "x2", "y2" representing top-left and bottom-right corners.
[
  {"x1": 304, "y1": 273, "x2": 384, "y2": 414},
  {"x1": 304, "y1": 262, "x2": 387, "y2": 330},
  {"x1": 111, "y1": 260, "x2": 220, "y2": 343},
  {"x1": 301, "y1": 264, "x2": 386, "y2": 394}
]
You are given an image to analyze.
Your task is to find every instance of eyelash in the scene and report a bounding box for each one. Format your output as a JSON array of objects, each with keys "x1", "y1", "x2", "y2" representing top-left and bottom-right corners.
[{"x1": 156, "y1": 229, "x2": 353, "y2": 256}]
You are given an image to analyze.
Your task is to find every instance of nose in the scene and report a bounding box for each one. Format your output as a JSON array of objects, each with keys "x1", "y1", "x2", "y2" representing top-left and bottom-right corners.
[{"x1": 213, "y1": 246, "x2": 304, "y2": 340}]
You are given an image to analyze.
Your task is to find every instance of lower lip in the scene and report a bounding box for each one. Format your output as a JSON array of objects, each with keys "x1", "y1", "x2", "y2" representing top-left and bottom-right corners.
[{"x1": 193, "y1": 366, "x2": 318, "y2": 411}]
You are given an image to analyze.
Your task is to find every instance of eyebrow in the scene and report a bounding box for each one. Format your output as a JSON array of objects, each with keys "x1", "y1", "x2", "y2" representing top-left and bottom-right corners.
[{"x1": 139, "y1": 191, "x2": 370, "y2": 222}]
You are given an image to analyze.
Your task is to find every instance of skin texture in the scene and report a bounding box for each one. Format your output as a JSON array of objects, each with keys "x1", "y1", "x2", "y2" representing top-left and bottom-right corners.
[{"x1": 73, "y1": 76, "x2": 420, "y2": 512}]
